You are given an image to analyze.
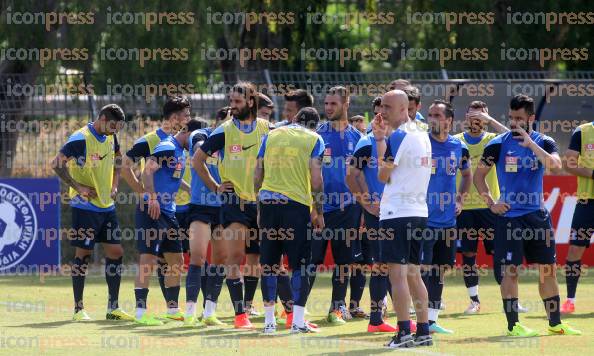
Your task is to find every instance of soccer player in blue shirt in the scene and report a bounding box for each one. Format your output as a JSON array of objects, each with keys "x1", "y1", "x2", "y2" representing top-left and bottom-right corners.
[
  {"x1": 474, "y1": 94, "x2": 581, "y2": 337},
  {"x1": 422, "y1": 100, "x2": 472, "y2": 334},
  {"x1": 132, "y1": 119, "x2": 202, "y2": 326},
  {"x1": 51, "y1": 104, "x2": 131, "y2": 322},
  {"x1": 313, "y1": 86, "x2": 364, "y2": 324}
]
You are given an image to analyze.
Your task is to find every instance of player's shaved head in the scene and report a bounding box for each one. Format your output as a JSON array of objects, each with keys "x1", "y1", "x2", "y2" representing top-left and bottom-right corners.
[{"x1": 380, "y1": 90, "x2": 409, "y2": 128}]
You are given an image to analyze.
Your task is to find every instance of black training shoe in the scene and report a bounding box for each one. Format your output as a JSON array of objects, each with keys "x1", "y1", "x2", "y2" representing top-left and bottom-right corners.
[
  {"x1": 414, "y1": 334, "x2": 433, "y2": 346},
  {"x1": 386, "y1": 333, "x2": 414, "y2": 348}
]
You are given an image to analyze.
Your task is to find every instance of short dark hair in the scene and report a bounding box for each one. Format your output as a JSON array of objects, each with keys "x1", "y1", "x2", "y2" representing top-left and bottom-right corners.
[
  {"x1": 431, "y1": 99, "x2": 454, "y2": 120},
  {"x1": 388, "y1": 79, "x2": 411, "y2": 90},
  {"x1": 231, "y1": 81, "x2": 258, "y2": 117},
  {"x1": 99, "y1": 104, "x2": 125, "y2": 121},
  {"x1": 510, "y1": 94, "x2": 534, "y2": 116},
  {"x1": 372, "y1": 96, "x2": 382, "y2": 108},
  {"x1": 186, "y1": 118, "x2": 206, "y2": 133},
  {"x1": 284, "y1": 89, "x2": 313, "y2": 110},
  {"x1": 215, "y1": 106, "x2": 231, "y2": 122},
  {"x1": 295, "y1": 107, "x2": 320, "y2": 130},
  {"x1": 403, "y1": 86, "x2": 421, "y2": 105},
  {"x1": 326, "y1": 86, "x2": 349, "y2": 103},
  {"x1": 163, "y1": 96, "x2": 191, "y2": 118},
  {"x1": 468, "y1": 100, "x2": 488, "y2": 111},
  {"x1": 258, "y1": 93, "x2": 274, "y2": 109},
  {"x1": 349, "y1": 115, "x2": 365, "y2": 123}
]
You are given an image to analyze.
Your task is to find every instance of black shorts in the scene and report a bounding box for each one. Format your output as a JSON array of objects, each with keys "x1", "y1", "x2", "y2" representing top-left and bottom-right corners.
[
  {"x1": 457, "y1": 209, "x2": 497, "y2": 255},
  {"x1": 421, "y1": 226, "x2": 458, "y2": 267},
  {"x1": 569, "y1": 199, "x2": 594, "y2": 247},
  {"x1": 311, "y1": 204, "x2": 362, "y2": 265},
  {"x1": 175, "y1": 209, "x2": 191, "y2": 253},
  {"x1": 188, "y1": 204, "x2": 221, "y2": 227},
  {"x1": 220, "y1": 192, "x2": 259, "y2": 254},
  {"x1": 135, "y1": 206, "x2": 183, "y2": 256},
  {"x1": 70, "y1": 207, "x2": 120, "y2": 250},
  {"x1": 259, "y1": 200, "x2": 311, "y2": 270},
  {"x1": 363, "y1": 210, "x2": 381, "y2": 264},
  {"x1": 494, "y1": 209, "x2": 556, "y2": 266},
  {"x1": 378, "y1": 216, "x2": 427, "y2": 265}
]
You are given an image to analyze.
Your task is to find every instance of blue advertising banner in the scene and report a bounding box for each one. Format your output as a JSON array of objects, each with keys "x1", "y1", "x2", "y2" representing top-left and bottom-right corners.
[{"x1": 0, "y1": 178, "x2": 61, "y2": 273}]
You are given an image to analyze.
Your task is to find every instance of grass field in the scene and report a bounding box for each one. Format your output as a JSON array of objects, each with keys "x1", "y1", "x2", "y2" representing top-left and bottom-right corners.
[{"x1": 1, "y1": 269, "x2": 593, "y2": 355}]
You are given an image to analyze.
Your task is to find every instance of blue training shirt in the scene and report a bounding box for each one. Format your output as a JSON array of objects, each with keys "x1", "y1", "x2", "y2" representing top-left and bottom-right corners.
[
  {"x1": 317, "y1": 122, "x2": 362, "y2": 213},
  {"x1": 189, "y1": 127, "x2": 221, "y2": 207},
  {"x1": 481, "y1": 131, "x2": 559, "y2": 218},
  {"x1": 427, "y1": 134, "x2": 470, "y2": 228},
  {"x1": 150, "y1": 136, "x2": 187, "y2": 215},
  {"x1": 349, "y1": 133, "x2": 384, "y2": 204}
]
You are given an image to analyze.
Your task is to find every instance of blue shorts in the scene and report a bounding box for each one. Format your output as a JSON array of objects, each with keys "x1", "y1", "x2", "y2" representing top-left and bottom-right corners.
[
  {"x1": 311, "y1": 204, "x2": 362, "y2": 265},
  {"x1": 259, "y1": 200, "x2": 312, "y2": 270},
  {"x1": 378, "y1": 216, "x2": 427, "y2": 265},
  {"x1": 70, "y1": 207, "x2": 120, "y2": 250},
  {"x1": 220, "y1": 192, "x2": 259, "y2": 254},
  {"x1": 494, "y1": 209, "x2": 556, "y2": 266},
  {"x1": 457, "y1": 209, "x2": 496, "y2": 255},
  {"x1": 135, "y1": 207, "x2": 183, "y2": 256},
  {"x1": 363, "y1": 210, "x2": 381, "y2": 264},
  {"x1": 188, "y1": 204, "x2": 221, "y2": 227},
  {"x1": 569, "y1": 199, "x2": 594, "y2": 247},
  {"x1": 420, "y1": 226, "x2": 457, "y2": 266}
]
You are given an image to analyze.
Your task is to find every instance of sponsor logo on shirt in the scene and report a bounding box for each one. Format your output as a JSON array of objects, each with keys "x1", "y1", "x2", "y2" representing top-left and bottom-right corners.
[{"x1": 230, "y1": 144, "x2": 242, "y2": 153}]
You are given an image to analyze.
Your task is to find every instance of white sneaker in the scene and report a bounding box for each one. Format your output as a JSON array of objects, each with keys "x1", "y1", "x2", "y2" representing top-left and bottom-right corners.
[
  {"x1": 263, "y1": 322, "x2": 277, "y2": 334},
  {"x1": 517, "y1": 303, "x2": 528, "y2": 313},
  {"x1": 246, "y1": 305, "x2": 261, "y2": 317},
  {"x1": 464, "y1": 301, "x2": 481, "y2": 314}
]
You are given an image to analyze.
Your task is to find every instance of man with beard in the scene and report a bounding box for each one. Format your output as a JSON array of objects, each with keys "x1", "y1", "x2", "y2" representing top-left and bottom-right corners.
[
  {"x1": 421, "y1": 100, "x2": 472, "y2": 334},
  {"x1": 453, "y1": 101, "x2": 520, "y2": 315},
  {"x1": 474, "y1": 94, "x2": 580, "y2": 337},
  {"x1": 194, "y1": 82, "x2": 272, "y2": 329},
  {"x1": 311, "y1": 86, "x2": 363, "y2": 325}
]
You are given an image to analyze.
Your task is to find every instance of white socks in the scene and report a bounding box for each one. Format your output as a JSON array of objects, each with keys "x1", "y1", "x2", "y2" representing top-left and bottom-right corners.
[
  {"x1": 136, "y1": 308, "x2": 146, "y2": 319},
  {"x1": 264, "y1": 305, "x2": 275, "y2": 325},
  {"x1": 167, "y1": 307, "x2": 179, "y2": 315},
  {"x1": 467, "y1": 285, "x2": 479, "y2": 298},
  {"x1": 185, "y1": 301, "x2": 196, "y2": 317},
  {"x1": 203, "y1": 300, "x2": 216, "y2": 318},
  {"x1": 428, "y1": 308, "x2": 440, "y2": 323},
  {"x1": 293, "y1": 305, "x2": 305, "y2": 328}
]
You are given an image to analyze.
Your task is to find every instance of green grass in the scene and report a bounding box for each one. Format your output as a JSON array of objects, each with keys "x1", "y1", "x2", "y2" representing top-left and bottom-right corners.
[{"x1": 1, "y1": 269, "x2": 593, "y2": 355}]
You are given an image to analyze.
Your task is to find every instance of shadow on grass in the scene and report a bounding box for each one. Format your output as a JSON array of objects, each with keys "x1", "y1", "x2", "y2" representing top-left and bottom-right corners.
[{"x1": 8, "y1": 320, "x2": 76, "y2": 328}]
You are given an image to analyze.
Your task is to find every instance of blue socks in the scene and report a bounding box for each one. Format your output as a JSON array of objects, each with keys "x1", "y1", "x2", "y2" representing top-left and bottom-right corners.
[{"x1": 105, "y1": 257, "x2": 122, "y2": 311}]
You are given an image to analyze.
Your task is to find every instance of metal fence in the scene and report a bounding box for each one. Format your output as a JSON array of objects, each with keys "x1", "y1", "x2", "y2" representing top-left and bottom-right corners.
[{"x1": 2, "y1": 70, "x2": 593, "y2": 177}]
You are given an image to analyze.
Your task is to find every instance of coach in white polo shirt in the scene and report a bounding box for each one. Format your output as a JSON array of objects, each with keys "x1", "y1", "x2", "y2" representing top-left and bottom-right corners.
[{"x1": 375, "y1": 90, "x2": 432, "y2": 348}]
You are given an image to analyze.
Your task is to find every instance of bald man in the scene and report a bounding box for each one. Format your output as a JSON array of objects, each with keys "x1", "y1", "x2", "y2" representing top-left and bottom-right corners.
[{"x1": 375, "y1": 91, "x2": 433, "y2": 348}]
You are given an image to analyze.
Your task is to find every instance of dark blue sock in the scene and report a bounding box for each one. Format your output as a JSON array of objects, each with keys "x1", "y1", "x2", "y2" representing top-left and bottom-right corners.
[
  {"x1": 185, "y1": 264, "x2": 202, "y2": 303},
  {"x1": 157, "y1": 260, "x2": 168, "y2": 300},
  {"x1": 397, "y1": 320, "x2": 411, "y2": 336},
  {"x1": 543, "y1": 295, "x2": 561, "y2": 327},
  {"x1": 165, "y1": 286, "x2": 180, "y2": 310},
  {"x1": 565, "y1": 260, "x2": 581, "y2": 299},
  {"x1": 226, "y1": 278, "x2": 244, "y2": 315},
  {"x1": 71, "y1": 256, "x2": 89, "y2": 312},
  {"x1": 135, "y1": 288, "x2": 149, "y2": 310},
  {"x1": 243, "y1": 276, "x2": 259, "y2": 308},
  {"x1": 369, "y1": 273, "x2": 387, "y2": 326},
  {"x1": 201, "y1": 261, "x2": 209, "y2": 305},
  {"x1": 416, "y1": 322, "x2": 429, "y2": 336},
  {"x1": 260, "y1": 273, "x2": 277, "y2": 303},
  {"x1": 330, "y1": 265, "x2": 348, "y2": 311},
  {"x1": 493, "y1": 259, "x2": 503, "y2": 285},
  {"x1": 503, "y1": 298, "x2": 519, "y2": 331},
  {"x1": 349, "y1": 267, "x2": 366, "y2": 310},
  {"x1": 277, "y1": 274, "x2": 293, "y2": 313},
  {"x1": 205, "y1": 265, "x2": 226, "y2": 302},
  {"x1": 291, "y1": 269, "x2": 309, "y2": 307},
  {"x1": 426, "y1": 268, "x2": 443, "y2": 313},
  {"x1": 105, "y1": 257, "x2": 122, "y2": 311}
]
